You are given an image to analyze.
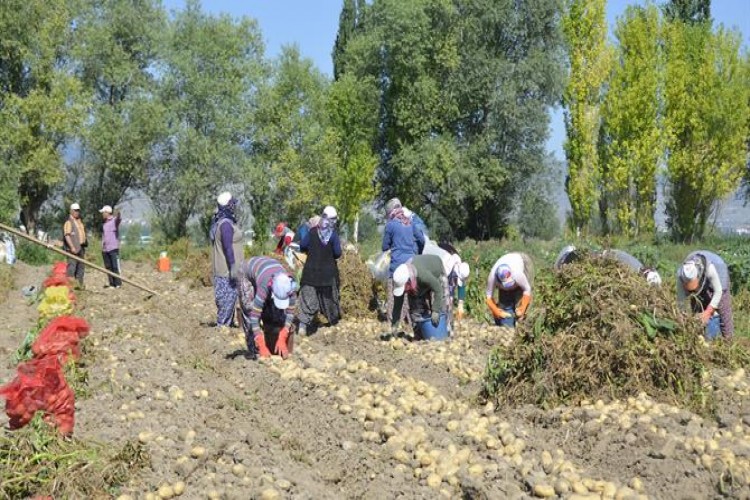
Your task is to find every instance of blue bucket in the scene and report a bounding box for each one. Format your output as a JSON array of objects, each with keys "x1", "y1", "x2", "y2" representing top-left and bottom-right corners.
[{"x1": 415, "y1": 313, "x2": 449, "y2": 341}]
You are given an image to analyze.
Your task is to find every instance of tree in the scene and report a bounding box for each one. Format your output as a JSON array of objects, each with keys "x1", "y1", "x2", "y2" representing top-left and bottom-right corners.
[
  {"x1": 332, "y1": 0, "x2": 368, "y2": 80},
  {"x1": 0, "y1": 0, "x2": 85, "y2": 234},
  {"x1": 148, "y1": 0, "x2": 266, "y2": 241},
  {"x1": 252, "y1": 45, "x2": 332, "y2": 234},
  {"x1": 562, "y1": 0, "x2": 614, "y2": 234},
  {"x1": 338, "y1": 0, "x2": 565, "y2": 239},
  {"x1": 663, "y1": 0, "x2": 710, "y2": 24},
  {"x1": 326, "y1": 73, "x2": 379, "y2": 241},
  {"x1": 72, "y1": 0, "x2": 167, "y2": 232},
  {"x1": 599, "y1": 5, "x2": 663, "y2": 236},
  {"x1": 664, "y1": 22, "x2": 750, "y2": 241}
]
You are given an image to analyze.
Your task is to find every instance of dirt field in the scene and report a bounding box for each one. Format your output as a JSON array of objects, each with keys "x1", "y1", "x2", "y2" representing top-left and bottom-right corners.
[{"x1": 2, "y1": 260, "x2": 750, "y2": 499}]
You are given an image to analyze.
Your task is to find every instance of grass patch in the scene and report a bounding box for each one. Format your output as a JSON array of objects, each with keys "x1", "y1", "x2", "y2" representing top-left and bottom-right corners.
[
  {"x1": 178, "y1": 354, "x2": 216, "y2": 373},
  {"x1": 0, "y1": 263, "x2": 15, "y2": 304},
  {"x1": 482, "y1": 255, "x2": 747, "y2": 415},
  {"x1": 0, "y1": 417, "x2": 150, "y2": 499}
]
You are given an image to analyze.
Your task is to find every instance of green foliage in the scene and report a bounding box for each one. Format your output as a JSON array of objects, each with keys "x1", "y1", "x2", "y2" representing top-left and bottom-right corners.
[
  {"x1": 664, "y1": 22, "x2": 750, "y2": 241},
  {"x1": 663, "y1": 0, "x2": 711, "y2": 24},
  {"x1": 517, "y1": 190, "x2": 560, "y2": 241},
  {"x1": 252, "y1": 45, "x2": 331, "y2": 234},
  {"x1": 339, "y1": 0, "x2": 565, "y2": 239},
  {"x1": 15, "y1": 240, "x2": 56, "y2": 266},
  {"x1": 0, "y1": 0, "x2": 86, "y2": 235},
  {"x1": 148, "y1": 0, "x2": 266, "y2": 241},
  {"x1": 599, "y1": 5, "x2": 663, "y2": 236},
  {"x1": 562, "y1": 0, "x2": 614, "y2": 232},
  {"x1": 72, "y1": 0, "x2": 167, "y2": 233}
]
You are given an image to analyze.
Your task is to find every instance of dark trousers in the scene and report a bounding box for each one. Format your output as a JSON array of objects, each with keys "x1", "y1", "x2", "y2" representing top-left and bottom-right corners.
[
  {"x1": 66, "y1": 247, "x2": 86, "y2": 285},
  {"x1": 102, "y1": 249, "x2": 122, "y2": 287}
]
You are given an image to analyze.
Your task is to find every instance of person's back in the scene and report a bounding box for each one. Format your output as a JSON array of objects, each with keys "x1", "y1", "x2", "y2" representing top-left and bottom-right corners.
[{"x1": 383, "y1": 219, "x2": 419, "y2": 276}]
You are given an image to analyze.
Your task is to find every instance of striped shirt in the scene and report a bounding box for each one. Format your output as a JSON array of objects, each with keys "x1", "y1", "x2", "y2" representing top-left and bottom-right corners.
[{"x1": 242, "y1": 257, "x2": 296, "y2": 336}]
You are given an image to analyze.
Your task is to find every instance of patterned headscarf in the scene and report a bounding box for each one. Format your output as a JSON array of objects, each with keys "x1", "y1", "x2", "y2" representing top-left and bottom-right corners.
[
  {"x1": 209, "y1": 198, "x2": 238, "y2": 242},
  {"x1": 318, "y1": 214, "x2": 334, "y2": 245}
]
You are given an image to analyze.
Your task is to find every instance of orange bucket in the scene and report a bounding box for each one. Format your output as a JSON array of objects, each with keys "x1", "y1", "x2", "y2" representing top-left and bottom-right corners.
[{"x1": 157, "y1": 251, "x2": 171, "y2": 272}]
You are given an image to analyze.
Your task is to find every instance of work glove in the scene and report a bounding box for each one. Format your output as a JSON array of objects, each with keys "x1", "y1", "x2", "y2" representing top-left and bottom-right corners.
[
  {"x1": 486, "y1": 297, "x2": 511, "y2": 319},
  {"x1": 431, "y1": 311, "x2": 440, "y2": 326},
  {"x1": 456, "y1": 301, "x2": 465, "y2": 320},
  {"x1": 254, "y1": 335, "x2": 271, "y2": 359},
  {"x1": 275, "y1": 327, "x2": 290, "y2": 359},
  {"x1": 700, "y1": 306, "x2": 715, "y2": 325},
  {"x1": 515, "y1": 294, "x2": 532, "y2": 320}
]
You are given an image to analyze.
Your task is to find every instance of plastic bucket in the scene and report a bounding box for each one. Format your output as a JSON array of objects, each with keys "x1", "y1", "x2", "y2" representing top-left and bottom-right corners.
[{"x1": 415, "y1": 313, "x2": 449, "y2": 341}]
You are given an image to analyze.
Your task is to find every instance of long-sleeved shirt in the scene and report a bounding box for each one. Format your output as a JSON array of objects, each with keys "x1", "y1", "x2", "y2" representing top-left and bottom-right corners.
[
  {"x1": 392, "y1": 254, "x2": 444, "y2": 327},
  {"x1": 677, "y1": 251, "x2": 730, "y2": 310},
  {"x1": 382, "y1": 219, "x2": 425, "y2": 276},
  {"x1": 299, "y1": 228, "x2": 342, "y2": 258},
  {"x1": 101, "y1": 214, "x2": 121, "y2": 252},
  {"x1": 220, "y1": 221, "x2": 237, "y2": 270},
  {"x1": 241, "y1": 257, "x2": 296, "y2": 337},
  {"x1": 486, "y1": 252, "x2": 531, "y2": 298}
]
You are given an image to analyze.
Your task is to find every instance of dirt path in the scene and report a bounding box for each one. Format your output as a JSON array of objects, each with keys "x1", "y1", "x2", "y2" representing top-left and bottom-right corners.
[{"x1": 2, "y1": 261, "x2": 750, "y2": 499}]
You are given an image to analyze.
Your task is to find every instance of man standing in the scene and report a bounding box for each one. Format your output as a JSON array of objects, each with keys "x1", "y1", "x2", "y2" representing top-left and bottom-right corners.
[
  {"x1": 99, "y1": 205, "x2": 122, "y2": 288},
  {"x1": 63, "y1": 203, "x2": 87, "y2": 288}
]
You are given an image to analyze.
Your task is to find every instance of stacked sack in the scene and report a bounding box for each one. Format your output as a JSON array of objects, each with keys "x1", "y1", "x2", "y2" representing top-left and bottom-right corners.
[{"x1": 0, "y1": 261, "x2": 91, "y2": 435}]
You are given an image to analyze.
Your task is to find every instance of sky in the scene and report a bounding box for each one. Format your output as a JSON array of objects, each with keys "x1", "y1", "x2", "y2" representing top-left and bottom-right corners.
[{"x1": 163, "y1": 0, "x2": 750, "y2": 160}]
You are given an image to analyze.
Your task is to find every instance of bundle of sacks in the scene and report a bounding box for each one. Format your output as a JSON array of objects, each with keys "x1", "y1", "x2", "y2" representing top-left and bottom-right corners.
[{"x1": 0, "y1": 261, "x2": 91, "y2": 435}]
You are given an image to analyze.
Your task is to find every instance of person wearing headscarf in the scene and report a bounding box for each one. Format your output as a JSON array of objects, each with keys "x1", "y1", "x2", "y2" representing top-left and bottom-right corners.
[
  {"x1": 402, "y1": 207, "x2": 428, "y2": 248},
  {"x1": 209, "y1": 192, "x2": 243, "y2": 329},
  {"x1": 422, "y1": 239, "x2": 471, "y2": 323},
  {"x1": 274, "y1": 222, "x2": 295, "y2": 255},
  {"x1": 382, "y1": 198, "x2": 426, "y2": 329},
  {"x1": 486, "y1": 252, "x2": 534, "y2": 328},
  {"x1": 554, "y1": 245, "x2": 582, "y2": 270},
  {"x1": 677, "y1": 251, "x2": 733, "y2": 341},
  {"x1": 600, "y1": 249, "x2": 662, "y2": 286},
  {"x1": 238, "y1": 256, "x2": 297, "y2": 359},
  {"x1": 389, "y1": 254, "x2": 447, "y2": 339},
  {"x1": 296, "y1": 206, "x2": 342, "y2": 335}
]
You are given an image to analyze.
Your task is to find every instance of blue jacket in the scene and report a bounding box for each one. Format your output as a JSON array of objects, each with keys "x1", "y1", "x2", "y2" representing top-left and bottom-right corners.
[
  {"x1": 411, "y1": 213, "x2": 428, "y2": 241},
  {"x1": 382, "y1": 219, "x2": 425, "y2": 276}
]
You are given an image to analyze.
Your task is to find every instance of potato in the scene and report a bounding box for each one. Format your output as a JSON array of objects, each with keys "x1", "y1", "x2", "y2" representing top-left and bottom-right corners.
[
  {"x1": 554, "y1": 480, "x2": 571, "y2": 495},
  {"x1": 145, "y1": 493, "x2": 158, "y2": 500},
  {"x1": 190, "y1": 446, "x2": 206, "y2": 458},
  {"x1": 426, "y1": 473, "x2": 442, "y2": 488},
  {"x1": 532, "y1": 484, "x2": 555, "y2": 498},
  {"x1": 572, "y1": 481, "x2": 589, "y2": 494},
  {"x1": 260, "y1": 488, "x2": 280, "y2": 500},
  {"x1": 468, "y1": 464, "x2": 484, "y2": 477},
  {"x1": 157, "y1": 485, "x2": 174, "y2": 499},
  {"x1": 173, "y1": 482, "x2": 186, "y2": 496},
  {"x1": 276, "y1": 479, "x2": 292, "y2": 490},
  {"x1": 232, "y1": 464, "x2": 245, "y2": 477},
  {"x1": 115, "y1": 496, "x2": 134, "y2": 500},
  {"x1": 207, "y1": 491, "x2": 221, "y2": 500},
  {"x1": 138, "y1": 431, "x2": 155, "y2": 444}
]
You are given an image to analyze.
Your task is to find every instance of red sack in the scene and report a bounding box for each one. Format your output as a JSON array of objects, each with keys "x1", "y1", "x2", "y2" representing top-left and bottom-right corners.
[
  {"x1": 0, "y1": 356, "x2": 75, "y2": 434},
  {"x1": 32, "y1": 316, "x2": 90, "y2": 362},
  {"x1": 43, "y1": 275, "x2": 73, "y2": 289},
  {"x1": 51, "y1": 262, "x2": 68, "y2": 276}
]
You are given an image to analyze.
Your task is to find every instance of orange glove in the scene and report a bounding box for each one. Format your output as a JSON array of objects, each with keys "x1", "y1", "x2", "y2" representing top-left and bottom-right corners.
[
  {"x1": 255, "y1": 335, "x2": 271, "y2": 359},
  {"x1": 515, "y1": 294, "x2": 532, "y2": 319},
  {"x1": 275, "y1": 327, "x2": 290, "y2": 359},
  {"x1": 486, "y1": 297, "x2": 511, "y2": 319},
  {"x1": 700, "y1": 306, "x2": 715, "y2": 325}
]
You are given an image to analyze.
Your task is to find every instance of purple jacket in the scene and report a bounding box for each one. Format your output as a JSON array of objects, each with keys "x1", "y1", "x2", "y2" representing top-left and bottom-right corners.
[{"x1": 102, "y1": 214, "x2": 121, "y2": 252}]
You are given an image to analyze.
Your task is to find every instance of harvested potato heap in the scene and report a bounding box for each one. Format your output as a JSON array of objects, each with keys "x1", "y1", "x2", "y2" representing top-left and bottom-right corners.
[
  {"x1": 484, "y1": 255, "x2": 739, "y2": 413},
  {"x1": 337, "y1": 250, "x2": 379, "y2": 319},
  {"x1": 176, "y1": 250, "x2": 212, "y2": 288}
]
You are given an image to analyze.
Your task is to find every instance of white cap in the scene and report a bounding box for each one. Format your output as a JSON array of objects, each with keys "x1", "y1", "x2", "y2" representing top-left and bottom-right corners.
[
  {"x1": 70, "y1": 203, "x2": 81, "y2": 211},
  {"x1": 457, "y1": 262, "x2": 470, "y2": 281},
  {"x1": 323, "y1": 206, "x2": 337, "y2": 219},
  {"x1": 646, "y1": 270, "x2": 662, "y2": 286},
  {"x1": 99, "y1": 205, "x2": 112, "y2": 214},
  {"x1": 680, "y1": 261, "x2": 698, "y2": 281},
  {"x1": 392, "y1": 264, "x2": 410, "y2": 297},
  {"x1": 217, "y1": 192, "x2": 232, "y2": 207},
  {"x1": 271, "y1": 273, "x2": 294, "y2": 309}
]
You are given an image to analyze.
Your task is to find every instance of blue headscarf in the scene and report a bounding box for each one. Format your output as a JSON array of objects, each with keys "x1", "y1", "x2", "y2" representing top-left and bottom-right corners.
[{"x1": 209, "y1": 199, "x2": 238, "y2": 242}]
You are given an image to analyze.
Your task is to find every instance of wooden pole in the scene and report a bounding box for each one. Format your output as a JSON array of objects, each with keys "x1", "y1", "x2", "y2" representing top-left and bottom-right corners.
[{"x1": 0, "y1": 222, "x2": 160, "y2": 297}]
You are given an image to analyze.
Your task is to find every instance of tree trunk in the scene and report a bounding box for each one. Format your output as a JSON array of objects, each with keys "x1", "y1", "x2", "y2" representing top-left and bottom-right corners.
[{"x1": 353, "y1": 212, "x2": 360, "y2": 243}]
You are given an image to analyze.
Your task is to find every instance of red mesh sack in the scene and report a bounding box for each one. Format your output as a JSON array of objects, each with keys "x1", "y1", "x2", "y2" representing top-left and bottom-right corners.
[
  {"x1": 32, "y1": 316, "x2": 90, "y2": 362},
  {"x1": 0, "y1": 356, "x2": 75, "y2": 434},
  {"x1": 43, "y1": 275, "x2": 73, "y2": 289},
  {"x1": 51, "y1": 262, "x2": 68, "y2": 276}
]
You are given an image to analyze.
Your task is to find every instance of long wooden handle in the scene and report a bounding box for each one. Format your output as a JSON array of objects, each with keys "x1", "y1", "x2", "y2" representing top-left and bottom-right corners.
[{"x1": 0, "y1": 222, "x2": 160, "y2": 297}]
